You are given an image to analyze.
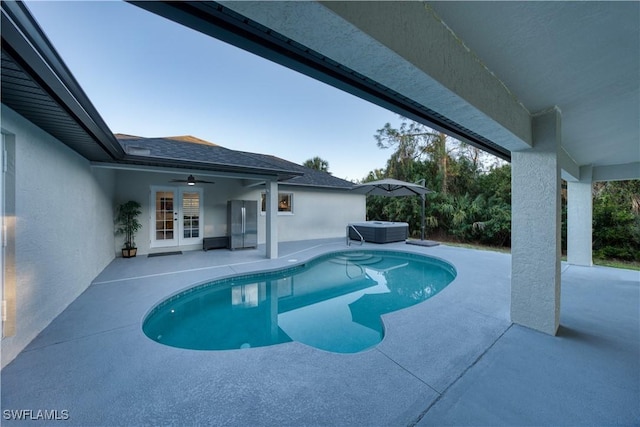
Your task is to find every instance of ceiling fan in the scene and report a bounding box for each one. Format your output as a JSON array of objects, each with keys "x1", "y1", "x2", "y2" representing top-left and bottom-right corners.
[{"x1": 170, "y1": 175, "x2": 215, "y2": 186}]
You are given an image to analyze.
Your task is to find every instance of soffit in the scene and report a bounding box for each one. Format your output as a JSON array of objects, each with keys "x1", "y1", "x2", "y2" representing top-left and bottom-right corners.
[
  {"x1": 427, "y1": 1, "x2": 639, "y2": 168},
  {"x1": 1, "y1": 2, "x2": 124, "y2": 162},
  {"x1": 129, "y1": 0, "x2": 513, "y2": 160},
  {"x1": 133, "y1": 1, "x2": 638, "y2": 173}
]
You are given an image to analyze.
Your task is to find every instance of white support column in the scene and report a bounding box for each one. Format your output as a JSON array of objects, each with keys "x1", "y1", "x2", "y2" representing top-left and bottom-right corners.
[
  {"x1": 265, "y1": 180, "x2": 278, "y2": 259},
  {"x1": 567, "y1": 166, "x2": 593, "y2": 266},
  {"x1": 511, "y1": 108, "x2": 562, "y2": 336}
]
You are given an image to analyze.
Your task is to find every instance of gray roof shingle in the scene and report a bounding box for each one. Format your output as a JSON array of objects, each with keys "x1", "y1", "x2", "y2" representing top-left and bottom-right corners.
[
  {"x1": 239, "y1": 151, "x2": 355, "y2": 189},
  {"x1": 115, "y1": 134, "x2": 354, "y2": 189}
]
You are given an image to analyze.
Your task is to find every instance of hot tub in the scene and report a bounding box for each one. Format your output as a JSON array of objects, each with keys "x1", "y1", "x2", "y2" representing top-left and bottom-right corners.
[{"x1": 348, "y1": 221, "x2": 409, "y2": 243}]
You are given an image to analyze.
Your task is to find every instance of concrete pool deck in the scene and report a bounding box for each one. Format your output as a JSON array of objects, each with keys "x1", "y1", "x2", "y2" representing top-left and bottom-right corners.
[{"x1": 1, "y1": 238, "x2": 638, "y2": 426}]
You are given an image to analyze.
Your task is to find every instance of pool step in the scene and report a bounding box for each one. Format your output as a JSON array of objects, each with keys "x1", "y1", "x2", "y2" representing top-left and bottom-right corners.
[
  {"x1": 338, "y1": 252, "x2": 370, "y2": 260},
  {"x1": 330, "y1": 253, "x2": 382, "y2": 265}
]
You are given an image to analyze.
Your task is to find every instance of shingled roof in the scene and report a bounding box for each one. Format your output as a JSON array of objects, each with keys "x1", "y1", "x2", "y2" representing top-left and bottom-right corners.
[
  {"x1": 239, "y1": 151, "x2": 355, "y2": 189},
  {"x1": 114, "y1": 134, "x2": 354, "y2": 190}
]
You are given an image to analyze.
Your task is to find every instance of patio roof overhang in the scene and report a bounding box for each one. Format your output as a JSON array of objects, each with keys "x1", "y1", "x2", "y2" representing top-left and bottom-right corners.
[
  {"x1": 1, "y1": 1, "x2": 305, "y2": 183},
  {"x1": 1, "y1": 1, "x2": 124, "y2": 162},
  {"x1": 128, "y1": 0, "x2": 511, "y2": 161},
  {"x1": 91, "y1": 159, "x2": 302, "y2": 183},
  {"x1": 129, "y1": 0, "x2": 639, "y2": 182}
]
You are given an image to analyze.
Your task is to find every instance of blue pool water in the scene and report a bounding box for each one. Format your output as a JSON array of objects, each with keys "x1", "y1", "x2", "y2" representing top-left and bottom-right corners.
[{"x1": 143, "y1": 250, "x2": 456, "y2": 353}]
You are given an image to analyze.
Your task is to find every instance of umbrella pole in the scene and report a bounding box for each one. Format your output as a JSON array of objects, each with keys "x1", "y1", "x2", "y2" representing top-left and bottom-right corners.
[
  {"x1": 414, "y1": 178, "x2": 427, "y2": 241},
  {"x1": 421, "y1": 193, "x2": 425, "y2": 240}
]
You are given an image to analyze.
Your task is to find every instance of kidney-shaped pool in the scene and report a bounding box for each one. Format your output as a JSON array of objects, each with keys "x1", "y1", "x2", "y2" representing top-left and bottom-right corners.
[{"x1": 143, "y1": 250, "x2": 456, "y2": 354}]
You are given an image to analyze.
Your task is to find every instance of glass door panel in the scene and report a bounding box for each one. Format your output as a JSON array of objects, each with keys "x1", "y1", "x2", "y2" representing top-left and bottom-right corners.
[
  {"x1": 179, "y1": 189, "x2": 202, "y2": 244},
  {"x1": 151, "y1": 187, "x2": 203, "y2": 248},
  {"x1": 151, "y1": 188, "x2": 177, "y2": 247}
]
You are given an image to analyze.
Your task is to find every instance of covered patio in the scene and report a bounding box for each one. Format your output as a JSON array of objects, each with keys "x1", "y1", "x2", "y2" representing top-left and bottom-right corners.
[
  {"x1": 2, "y1": 239, "x2": 637, "y2": 425},
  {"x1": 1, "y1": 2, "x2": 638, "y2": 425},
  {"x1": 130, "y1": 0, "x2": 639, "y2": 337}
]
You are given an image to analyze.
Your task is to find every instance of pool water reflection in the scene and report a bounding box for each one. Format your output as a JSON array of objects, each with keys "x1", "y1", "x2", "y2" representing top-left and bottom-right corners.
[{"x1": 143, "y1": 251, "x2": 456, "y2": 353}]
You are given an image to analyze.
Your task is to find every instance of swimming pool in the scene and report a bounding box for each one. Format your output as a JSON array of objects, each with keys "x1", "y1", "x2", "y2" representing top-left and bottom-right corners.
[{"x1": 143, "y1": 250, "x2": 456, "y2": 353}]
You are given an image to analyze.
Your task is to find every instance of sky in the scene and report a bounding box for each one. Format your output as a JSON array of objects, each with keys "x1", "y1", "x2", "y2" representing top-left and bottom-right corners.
[{"x1": 25, "y1": 0, "x2": 405, "y2": 182}]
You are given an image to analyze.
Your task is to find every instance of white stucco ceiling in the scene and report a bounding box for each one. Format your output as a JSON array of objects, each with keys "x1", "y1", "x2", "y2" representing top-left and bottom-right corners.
[{"x1": 427, "y1": 1, "x2": 639, "y2": 172}]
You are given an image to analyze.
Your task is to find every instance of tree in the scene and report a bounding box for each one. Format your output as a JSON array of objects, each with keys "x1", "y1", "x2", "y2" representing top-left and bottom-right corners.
[
  {"x1": 374, "y1": 119, "x2": 455, "y2": 193},
  {"x1": 303, "y1": 156, "x2": 329, "y2": 172},
  {"x1": 365, "y1": 117, "x2": 637, "y2": 260},
  {"x1": 365, "y1": 117, "x2": 513, "y2": 244},
  {"x1": 592, "y1": 180, "x2": 640, "y2": 261}
]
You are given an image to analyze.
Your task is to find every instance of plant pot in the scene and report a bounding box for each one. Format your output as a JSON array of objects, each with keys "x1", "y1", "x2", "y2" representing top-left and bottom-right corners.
[{"x1": 122, "y1": 248, "x2": 137, "y2": 258}]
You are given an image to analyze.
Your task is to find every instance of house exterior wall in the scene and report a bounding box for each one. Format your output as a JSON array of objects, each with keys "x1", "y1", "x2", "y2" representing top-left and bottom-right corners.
[
  {"x1": 114, "y1": 171, "x2": 247, "y2": 255},
  {"x1": 1, "y1": 105, "x2": 116, "y2": 368},
  {"x1": 257, "y1": 186, "x2": 366, "y2": 242},
  {"x1": 114, "y1": 172, "x2": 365, "y2": 254}
]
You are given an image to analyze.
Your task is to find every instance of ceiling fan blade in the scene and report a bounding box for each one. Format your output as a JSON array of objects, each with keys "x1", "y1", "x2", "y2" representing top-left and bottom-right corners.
[{"x1": 168, "y1": 175, "x2": 214, "y2": 184}]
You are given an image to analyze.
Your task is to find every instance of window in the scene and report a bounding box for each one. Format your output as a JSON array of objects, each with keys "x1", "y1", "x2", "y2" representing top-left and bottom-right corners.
[
  {"x1": 261, "y1": 192, "x2": 293, "y2": 214},
  {"x1": 1, "y1": 132, "x2": 16, "y2": 337}
]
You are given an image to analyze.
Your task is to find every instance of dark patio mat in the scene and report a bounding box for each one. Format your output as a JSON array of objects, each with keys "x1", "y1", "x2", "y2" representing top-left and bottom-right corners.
[{"x1": 148, "y1": 251, "x2": 183, "y2": 258}]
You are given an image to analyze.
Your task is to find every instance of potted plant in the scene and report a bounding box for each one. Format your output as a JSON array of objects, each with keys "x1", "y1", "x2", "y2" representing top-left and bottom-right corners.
[{"x1": 116, "y1": 200, "x2": 142, "y2": 258}]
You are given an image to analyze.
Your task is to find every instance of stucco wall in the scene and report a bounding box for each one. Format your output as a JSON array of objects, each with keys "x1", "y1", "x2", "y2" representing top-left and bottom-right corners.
[
  {"x1": 259, "y1": 186, "x2": 366, "y2": 242},
  {"x1": 114, "y1": 171, "x2": 249, "y2": 255},
  {"x1": 114, "y1": 172, "x2": 365, "y2": 254},
  {"x1": 1, "y1": 105, "x2": 116, "y2": 368}
]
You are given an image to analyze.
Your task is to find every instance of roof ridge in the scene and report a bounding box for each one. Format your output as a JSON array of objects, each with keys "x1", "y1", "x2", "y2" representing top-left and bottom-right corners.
[
  {"x1": 235, "y1": 149, "x2": 303, "y2": 167},
  {"x1": 238, "y1": 150, "x2": 354, "y2": 187},
  {"x1": 115, "y1": 134, "x2": 219, "y2": 146},
  {"x1": 114, "y1": 133, "x2": 143, "y2": 139},
  {"x1": 164, "y1": 135, "x2": 219, "y2": 146}
]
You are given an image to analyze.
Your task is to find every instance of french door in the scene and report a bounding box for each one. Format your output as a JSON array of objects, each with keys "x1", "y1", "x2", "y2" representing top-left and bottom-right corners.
[{"x1": 151, "y1": 186, "x2": 203, "y2": 248}]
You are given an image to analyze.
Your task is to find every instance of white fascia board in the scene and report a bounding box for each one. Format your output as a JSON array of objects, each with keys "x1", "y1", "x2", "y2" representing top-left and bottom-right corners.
[
  {"x1": 592, "y1": 162, "x2": 640, "y2": 182},
  {"x1": 559, "y1": 147, "x2": 580, "y2": 181},
  {"x1": 90, "y1": 162, "x2": 276, "y2": 182}
]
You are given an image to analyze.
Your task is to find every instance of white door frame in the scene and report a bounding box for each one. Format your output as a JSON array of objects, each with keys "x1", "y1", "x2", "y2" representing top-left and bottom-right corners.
[
  {"x1": 1, "y1": 133, "x2": 4, "y2": 337},
  {"x1": 178, "y1": 187, "x2": 204, "y2": 246},
  {"x1": 150, "y1": 186, "x2": 203, "y2": 248}
]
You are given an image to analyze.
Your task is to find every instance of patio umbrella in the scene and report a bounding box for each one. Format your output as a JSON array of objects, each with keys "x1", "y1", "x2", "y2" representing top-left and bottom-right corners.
[
  {"x1": 351, "y1": 178, "x2": 433, "y2": 240},
  {"x1": 351, "y1": 178, "x2": 432, "y2": 197}
]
